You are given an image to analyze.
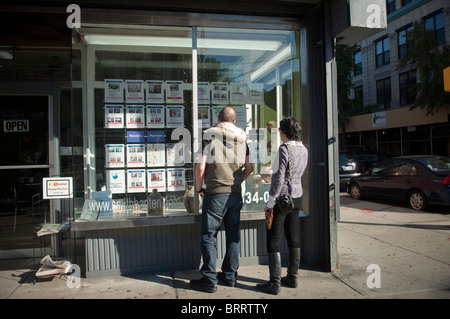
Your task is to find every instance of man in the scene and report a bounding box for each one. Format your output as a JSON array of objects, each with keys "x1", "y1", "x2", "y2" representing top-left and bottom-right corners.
[{"x1": 190, "y1": 106, "x2": 253, "y2": 293}]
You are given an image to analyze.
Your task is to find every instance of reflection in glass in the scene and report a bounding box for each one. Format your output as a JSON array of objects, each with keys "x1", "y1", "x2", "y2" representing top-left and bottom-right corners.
[
  {"x1": 197, "y1": 27, "x2": 300, "y2": 213},
  {"x1": 72, "y1": 25, "x2": 301, "y2": 218}
]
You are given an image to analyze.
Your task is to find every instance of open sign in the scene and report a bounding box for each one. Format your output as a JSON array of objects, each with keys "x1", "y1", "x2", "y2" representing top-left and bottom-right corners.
[{"x1": 3, "y1": 120, "x2": 29, "y2": 132}]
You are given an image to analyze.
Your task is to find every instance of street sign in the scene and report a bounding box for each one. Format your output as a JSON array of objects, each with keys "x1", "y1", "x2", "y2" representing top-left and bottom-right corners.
[{"x1": 444, "y1": 67, "x2": 450, "y2": 92}]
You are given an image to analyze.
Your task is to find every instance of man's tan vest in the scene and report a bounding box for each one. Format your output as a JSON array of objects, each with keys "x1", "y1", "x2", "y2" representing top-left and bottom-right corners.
[{"x1": 203, "y1": 122, "x2": 248, "y2": 193}]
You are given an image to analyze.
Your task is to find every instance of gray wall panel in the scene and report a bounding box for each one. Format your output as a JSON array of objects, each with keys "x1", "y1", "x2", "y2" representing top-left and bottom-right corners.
[{"x1": 85, "y1": 220, "x2": 289, "y2": 277}]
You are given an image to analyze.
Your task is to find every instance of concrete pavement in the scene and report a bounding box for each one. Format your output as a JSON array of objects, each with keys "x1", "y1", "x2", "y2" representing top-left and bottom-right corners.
[{"x1": 1, "y1": 194, "x2": 449, "y2": 300}]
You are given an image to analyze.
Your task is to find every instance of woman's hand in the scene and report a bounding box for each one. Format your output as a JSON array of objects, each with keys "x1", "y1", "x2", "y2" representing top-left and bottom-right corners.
[
  {"x1": 264, "y1": 206, "x2": 273, "y2": 216},
  {"x1": 264, "y1": 207, "x2": 273, "y2": 229}
]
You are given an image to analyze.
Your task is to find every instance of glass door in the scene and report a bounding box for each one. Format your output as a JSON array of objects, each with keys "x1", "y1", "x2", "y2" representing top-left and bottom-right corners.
[{"x1": 0, "y1": 95, "x2": 50, "y2": 258}]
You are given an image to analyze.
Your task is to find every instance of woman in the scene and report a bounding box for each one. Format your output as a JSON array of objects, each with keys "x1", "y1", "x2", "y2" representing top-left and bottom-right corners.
[{"x1": 256, "y1": 117, "x2": 308, "y2": 295}]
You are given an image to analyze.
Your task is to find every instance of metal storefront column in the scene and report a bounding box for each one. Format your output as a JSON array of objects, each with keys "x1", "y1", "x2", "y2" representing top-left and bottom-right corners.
[{"x1": 81, "y1": 43, "x2": 97, "y2": 199}]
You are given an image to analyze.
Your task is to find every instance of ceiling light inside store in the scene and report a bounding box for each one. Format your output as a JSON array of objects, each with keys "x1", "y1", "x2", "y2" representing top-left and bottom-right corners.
[
  {"x1": 84, "y1": 35, "x2": 192, "y2": 47},
  {"x1": 251, "y1": 45, "x2": 292, "y2": 81},
  {"x1": 83, "y1": 35, "x2": 282, "y2": 51},
  {"x1": 198, "y1": 39, "x2": 281, "y2": 51},
  {"x1": 0, "y1": 51, "x2": 13, "y2": 59}
]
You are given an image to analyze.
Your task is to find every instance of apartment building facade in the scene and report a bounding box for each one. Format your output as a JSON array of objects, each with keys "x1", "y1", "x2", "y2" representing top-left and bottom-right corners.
[{"x1": 345, "y1": 0, "x2": 450, "y2": 157}]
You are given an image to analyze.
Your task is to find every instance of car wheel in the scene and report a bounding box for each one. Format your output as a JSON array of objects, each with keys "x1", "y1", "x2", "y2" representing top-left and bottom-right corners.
[
  {"x1": 408, "y1": 190, "x2": 427, "y2": 211},
  {"x1": 349, "y1": 183, "x2": 362, "y2": 200}
]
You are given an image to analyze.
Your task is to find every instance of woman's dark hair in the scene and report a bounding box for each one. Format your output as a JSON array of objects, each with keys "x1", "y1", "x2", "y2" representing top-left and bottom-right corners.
[{"x1": 279, "y1": 117, "x2": 302, "y2": 140}]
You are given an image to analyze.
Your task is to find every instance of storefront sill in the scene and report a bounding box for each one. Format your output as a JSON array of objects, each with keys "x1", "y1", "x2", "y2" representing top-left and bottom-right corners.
[
  {"x1": 72, "y1": 211, "x2": 265, "y2": 231},
  {"x1": 72, "y1": 215, "x2": 197, "y2": 231},
  {"x1": 241, "y1": 211, "x2": 266, "y2": 221}
]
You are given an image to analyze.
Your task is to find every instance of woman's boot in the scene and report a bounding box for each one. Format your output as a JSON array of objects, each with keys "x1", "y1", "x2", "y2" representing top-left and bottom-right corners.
[
  {"x1": 281, "y1": 248, "x2": 300, "y2": 288},
  {"x1": 256, "y1": 252, "x2": 281, "y2": 295}
]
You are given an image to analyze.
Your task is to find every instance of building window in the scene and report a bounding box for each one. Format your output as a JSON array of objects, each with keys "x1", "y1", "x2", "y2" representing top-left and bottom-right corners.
[
  {"x1": 354, "y1": 49, "x2": 362, "y2": 75},
  {"x1": 424, "y1": 11, "x2": 446, "y2": 45},
  {"x1": 375, "y1": 37, "x2": 390, "y2": 68},
  {"x1": 397, "y1": 25, "x2": 413, "y2": 60},
  {"x1": 402, "y1": 0, "x2": 413, "y2": 6},
  {"x1": 386, "y1": 0, "x2": 396, "y2": 15},
  {"x1": 354, "y1": 85, "x2": 363, "y2": 106},
  {"x1": 399, "y1": 70, "x2": 416, "y2": 106},
  {"x1": 376, "y1": 77, "x2": 391, "y2": 109}
]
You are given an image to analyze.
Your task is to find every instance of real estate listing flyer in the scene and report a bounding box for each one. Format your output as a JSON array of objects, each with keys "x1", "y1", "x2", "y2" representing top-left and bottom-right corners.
[
  {"x1": 166, "y1": 143, "x2": 185, "y2": 166},
  {"x1": 105, "y1": 105, "x2": 124, "y2": 128},
  {"x1": 146, "y1": 80, "x2": 164, "y2": 103},
  {"x1": 125, "y1": 79, "x2": 145, "y2": 103},
  {"x1": 146, "y1": 105, "x2": 165, "y2": 128},
  {"x1": 127, "y1": 144, "x2": 146, "y2": 167},
  {"x1": 147, "y1": 143, "x2": 166, "y2": 166},
  {"x1": 166, "y1": 105, "x2": 184, "y2": 128},
  {"x1": 104, "y1": 79, "x2": 124, "y2": 102},
  {"x1": 105, "y1": 144, "x2": 125, "y2": 168},
  {"x1": 165, "y1": 81, "x2": 183, "y2": 103},
  {"x1": 198, "y1": 82, "x2": 210, "y2": 104},
  {"x1": 230, "y1": 83, "x2": 247, "y2": 104},
  {"x1": 198, "y1": 106, "x2": 210, "y2": 128},
  {"x1": 167, "y1": 168, "x2": 185, "y2": 191},
  {"x1": 212, "y1": 82, "x2": 228, "y2": 104},
  {"x1": 126, "y1": 105, "x2": 145, "y2": 128},
  {"x1": 106, "y1": 169, "x2": 126, "y2": 194},
  {"x1": 127, "y1": 169, "x2": 146, "y2": 193},
  {"x1": 148, "y1": 169, "x2": 166, "y2": 192}
]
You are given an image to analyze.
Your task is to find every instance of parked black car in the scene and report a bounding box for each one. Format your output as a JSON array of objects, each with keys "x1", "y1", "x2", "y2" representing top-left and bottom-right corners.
[
  {"x1": 347, "y1": 155, "x2": 450, "y2": 211},
  {"x1": 339, "y1": 151, "x2": 364, "y2": 191}
]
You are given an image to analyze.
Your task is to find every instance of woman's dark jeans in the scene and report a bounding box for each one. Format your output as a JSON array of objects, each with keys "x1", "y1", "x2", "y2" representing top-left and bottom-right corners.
[{"x1": 267, "y1": 197, "x2": 302, "y2": 253}]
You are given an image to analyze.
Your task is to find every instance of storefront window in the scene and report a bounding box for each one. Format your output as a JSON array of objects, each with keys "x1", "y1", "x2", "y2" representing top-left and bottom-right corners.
[
  {"x1": 196, "y1": 27, "x2": 299, "y2": 213},
  {"x1": 72, "y1": 25, "x2": 301, "y2": 221}
]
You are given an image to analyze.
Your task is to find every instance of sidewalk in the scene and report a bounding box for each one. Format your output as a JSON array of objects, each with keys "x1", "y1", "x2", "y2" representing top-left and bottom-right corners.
[{"x1": 1, "y1": 194, "x2": 449, "y2": 300}]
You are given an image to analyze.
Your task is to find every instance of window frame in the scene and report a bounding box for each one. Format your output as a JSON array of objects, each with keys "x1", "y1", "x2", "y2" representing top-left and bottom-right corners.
[
  {"x1": 386, "y1": 0, "x2": 396, "y2": 15},
  {"x1": 424, "y1": 10, "x2": 445, "y2": 45},
  {"x1": 397, "y1": 24, "x2": 413, "y2": 61},
  {"x1": 71, "y1": 24, "x2": 305, "y2": 221},
  {"x1": 375, "y1": 36, "x2": 390, "y2": 68},
  {"x1": 376, "y1": 77, "x2": 391, "y2": 109},
  {"x1": 399, "y1": 70, "x2": 417, "y2": 106},
  {"x1": 353, "y1": 49, "x2": 362, "y2": 76}
]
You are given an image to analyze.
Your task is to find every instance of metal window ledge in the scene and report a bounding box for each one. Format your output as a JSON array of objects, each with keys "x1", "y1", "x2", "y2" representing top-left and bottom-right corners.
[{"x1": 72, "y1": 211, "x2": 265, "y2": 231}]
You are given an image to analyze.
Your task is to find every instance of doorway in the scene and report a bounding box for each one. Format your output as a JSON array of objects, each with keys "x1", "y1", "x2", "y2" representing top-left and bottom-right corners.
[{"x1": 0, "y1": 95, "x2": 51, "y2": 258}]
